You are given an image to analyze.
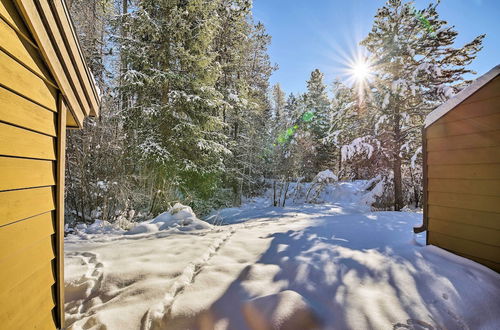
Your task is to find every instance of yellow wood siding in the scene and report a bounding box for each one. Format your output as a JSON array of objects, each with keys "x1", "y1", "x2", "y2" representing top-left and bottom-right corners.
[
  {"x1": 0, "y1": 0, "x2": 35, "y2": 44},
  {"x1": 0, "y1": 186, "x2": 55, "y2": 226},
  {"x1": 425, "y1": 75, "x2": 500, "y2": 272},
  {"x1": 0, "y1": 212, "x2": 54, "y2": 260},
  {"x1": 428, "y1": 205, "x2": 500, "y2": 230},
  {"x1": 0, "y1": 3, "x2": 60, "y2": 327},
  {"x1": 0, "y1": 122, "x2": 56, "y2": 159},
  {"x1": 0, "y1": 50, "x2": 57, "y2": 110},
  {"x1": 0, "y1": 156, "x2": 55, "y2": 190},
  {"x1": 0, "y1": 86, "x2": 57, "y2": 135},
  {"x1": 0, "y1": 17, "x2": 55, "y2": 84}
]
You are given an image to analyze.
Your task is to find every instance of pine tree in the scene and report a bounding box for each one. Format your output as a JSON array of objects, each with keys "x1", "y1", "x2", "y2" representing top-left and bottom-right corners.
[
  {"x1": 120, "y1": 0, "x2": 230, "y2": 207},
  {"x1": 360, "y1": 0, "x2": 484, "y2": 210},
  {"x1": 304, "y1": 69, "x2": 333, "y2": 172}
]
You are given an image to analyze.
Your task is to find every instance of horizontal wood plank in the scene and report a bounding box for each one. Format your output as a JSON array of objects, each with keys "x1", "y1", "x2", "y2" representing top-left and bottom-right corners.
[
  {"x1": 428, "y1": 205, "x2": 500, "y2": 230},
  {"x1": 427, "y1": 146, "x2": 500, "y2": 165},
  {"x1": 34, "y1": 310, "x2": 57, "y2": 330},
  {"x1": 0, "y1": 17, "x2": 54, "y2": 84},
  {"x1": 429, "y1": 231, "x2": 500, "y2": 264},
  {"x1": 0, "y1": 86, "x2": 56, "y2": 136},
  {"x1": 436, "y1": 95, "x2": 500, "y2": 124},
  {"x1": 428, "y1": 191, "x2": 500, "y2": 214},
  {"x1": 0, "y1": 122, "x2": 56, "y2": 160},
  {"x1": 461, "y1": 76, "x2": 500, "y2": 105},
  {"x1": 427, "y1": 130, "x2": 500, "y2": 151},
  {"x1": 2, "y1": 281, "x2": 55, "y2": 329},
  {"x1": 429, "y1": 218, "x2": 500, "y2": 247},
  {"x1": 427, "y1": 164, "x2": 500, "y2": 180},
  {"x1": 0, "y1": 156, "x2": 55, "y2": 191},
  {"x1": 0, "y1": 262, "x2": 55, "y2": 319},
  {"x1": 0, "y1": 186, "x2": 55, "y2": 226},
  {"x1": 0, "y1": 234, "x2": 55, "y2": 298},
  {"x1": 0, "y1": 50, "x2": 57, "y2": 111},
  {"x1": 428, "y1": 178, "x2": 500, "y2": 196},
  {"x1": 0, "y1": 212, "x2": 54, "y2": 260},
  {"x1": 426, "y1": 113, "x2": 500, "y2": 139}
]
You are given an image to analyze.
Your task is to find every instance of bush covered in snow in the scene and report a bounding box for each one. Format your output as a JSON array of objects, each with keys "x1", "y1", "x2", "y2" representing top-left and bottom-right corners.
[{"x1": 126, "y1": 203, "x2": 212, "y2": 235}]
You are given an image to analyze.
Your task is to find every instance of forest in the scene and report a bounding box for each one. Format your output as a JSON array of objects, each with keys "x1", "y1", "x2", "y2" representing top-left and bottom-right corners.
[{"x1": 64, "y1": 0, "x2": 484, "y2": 226}]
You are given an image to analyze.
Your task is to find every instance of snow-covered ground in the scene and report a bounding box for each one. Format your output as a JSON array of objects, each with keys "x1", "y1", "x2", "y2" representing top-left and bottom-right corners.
[{"x1": 64, "y1": 181, "x2": 500, "y2": 330}]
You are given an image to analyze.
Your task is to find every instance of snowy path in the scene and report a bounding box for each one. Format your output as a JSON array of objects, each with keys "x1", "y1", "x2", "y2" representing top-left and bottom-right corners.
[{"x1": 65, "y1": 204, "x2": 500, "y2": 330}]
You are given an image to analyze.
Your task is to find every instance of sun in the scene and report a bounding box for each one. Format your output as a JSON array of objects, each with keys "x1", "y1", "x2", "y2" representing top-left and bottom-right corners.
[
  {"x1": 349, "y1": 57, "x2": 372, "y2": 83},
  {"x1": 352, "y1": 60, "x2": 370, "y2": 81}
]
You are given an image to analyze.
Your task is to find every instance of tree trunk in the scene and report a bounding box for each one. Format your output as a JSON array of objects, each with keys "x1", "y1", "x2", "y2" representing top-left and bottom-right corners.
[
  {"x1": 393, "y1": 114, "x2": 404, "y2": 211},
  {"x1": 273, "y1": 180, "x2": 277, "y2": 207}
]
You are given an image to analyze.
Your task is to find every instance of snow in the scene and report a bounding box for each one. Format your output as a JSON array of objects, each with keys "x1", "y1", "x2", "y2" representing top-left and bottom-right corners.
[
  {"x1": 312, "y1": 169, "x2": 338, "y2": 183},
  {"x1": 341, "y1": 136, "x2": 375, "y2": 161},
  {"x1": 126, "y1": 203, "x2": 212, "y2": 235},
  {"x1": 65, "y1": 182, "x2": 500, "y2": 330}
]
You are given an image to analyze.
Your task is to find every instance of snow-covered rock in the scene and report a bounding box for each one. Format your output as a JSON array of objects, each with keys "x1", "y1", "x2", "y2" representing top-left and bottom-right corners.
[{"x1": 126, "y1": 203, "x2": 212, "y2": 235}]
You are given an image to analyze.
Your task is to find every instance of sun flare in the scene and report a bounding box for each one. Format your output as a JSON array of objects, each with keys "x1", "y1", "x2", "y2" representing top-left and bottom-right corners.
[
  {"x1": 350, "y1": 58, "x2": 372, "y2": 83},
  {"x1": 352, "y1": 60, "x2": 370, "y2": 81}
]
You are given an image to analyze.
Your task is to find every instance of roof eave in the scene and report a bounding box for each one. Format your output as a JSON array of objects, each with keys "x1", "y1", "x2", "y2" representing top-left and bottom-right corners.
[
  {"x1": 424, "y1": 65, "x2": 500, "y2": 128},
  {"x1": 14, "y1": 0, "x2": 100, "y2": 127}
]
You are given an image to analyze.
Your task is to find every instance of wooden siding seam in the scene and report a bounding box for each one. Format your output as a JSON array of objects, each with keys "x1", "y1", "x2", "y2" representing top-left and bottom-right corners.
[
  {"x1": 426, "y1": 162, "x2": 500, "y2": 166},
  {"x1": 427, "y1": 127, "x2": 500, "y2": 139},
  {"x1": 426, "y1": 189, "x2": 500, "y2": 198},
  {"x1": 428, "y1": 190, "x2": 500, "y2": 198},
  {"x1": 461, "y1": 94, "x2": 500, "y2": 107},
  {"x1": 0, "y1": 209, "x2": 53, "y2": 230},
  {"x1": 0, "y1": 234, "x2": 56, "y2": 267},
  {"x1": 426, "y1": 128, "x2": 500, "y2": 142},
  {"x1": 0, "y1": 183, "x2": 54, "y2": 194},
  {"x1": 427, "y1": 202, "x2": 500, "y2": 215},
  {"x1": 0, "y1": 12, "x2": 38, "y2": 49},
  {"x1": 0, "y1": 46, "x2": 57, "y2": 89},
  {"x1": 0, "y1": 119, "x2": 56, "y2": 138},
  {"x1": 429, "y1": 230, "x2": 500, "y2": 252},
  {"x1": 0, "y1": 82, "x2": 56, "y2": 112},
  {"x1": 0, "y1": 151, "x2": 55, "y2": 162},
  {"x1": 429, "y1": 216, "x2": 500, "y2": 232}
]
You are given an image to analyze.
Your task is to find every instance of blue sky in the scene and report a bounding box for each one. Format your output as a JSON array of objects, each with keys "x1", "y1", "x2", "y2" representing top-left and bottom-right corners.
[{"x1": 252, "y1": 0, "x2": 500, "y2": 95}]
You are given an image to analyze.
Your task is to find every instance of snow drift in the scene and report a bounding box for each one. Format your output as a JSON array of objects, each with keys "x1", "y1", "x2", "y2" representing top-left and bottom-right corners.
[{"x1": 64, "y1": 194, "x2": 500, "y2": 329}]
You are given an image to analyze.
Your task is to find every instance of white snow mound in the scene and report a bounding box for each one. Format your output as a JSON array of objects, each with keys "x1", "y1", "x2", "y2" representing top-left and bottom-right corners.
[
  {"x1": 127, "y1": 203, "x2": 212, "y2": 235},
  {"x1": 243, "y1": 290, "x2": 322, "y2": 330}
]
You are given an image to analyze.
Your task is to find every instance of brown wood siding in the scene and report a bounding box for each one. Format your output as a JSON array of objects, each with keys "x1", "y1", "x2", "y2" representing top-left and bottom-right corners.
[
  {"x1": 425, "y1": 75, "x2": 500, "y2": 273},
  {"x1": 0, "y1": 3, "x2": 59, "y2": 328}
]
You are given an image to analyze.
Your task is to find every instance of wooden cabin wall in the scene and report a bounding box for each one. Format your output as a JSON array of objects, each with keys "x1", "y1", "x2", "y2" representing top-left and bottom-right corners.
[
  {"x1": 0, "y1": 0, "x2": 62, "y2": 328},
  {"x1": 425, "y1": 75, "x2": 500, "y2": 272}
]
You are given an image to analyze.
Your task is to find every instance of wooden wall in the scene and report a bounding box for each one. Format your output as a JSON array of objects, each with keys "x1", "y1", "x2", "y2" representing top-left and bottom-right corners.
[
  {"x1": 0, "y1": 0, "x2": 62, "y2": 328},
  {"x1": 425, "y1": 75, "x2": 500, "y2": 272}
]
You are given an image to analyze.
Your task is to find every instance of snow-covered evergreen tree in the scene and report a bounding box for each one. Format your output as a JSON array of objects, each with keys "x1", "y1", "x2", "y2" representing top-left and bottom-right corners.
[
  {"x1": 304, "y1": 69, "x2": 333, "y2": 172},
  {"x1": 359, "y1": 0, "x2": 484, "y2": 210}
]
